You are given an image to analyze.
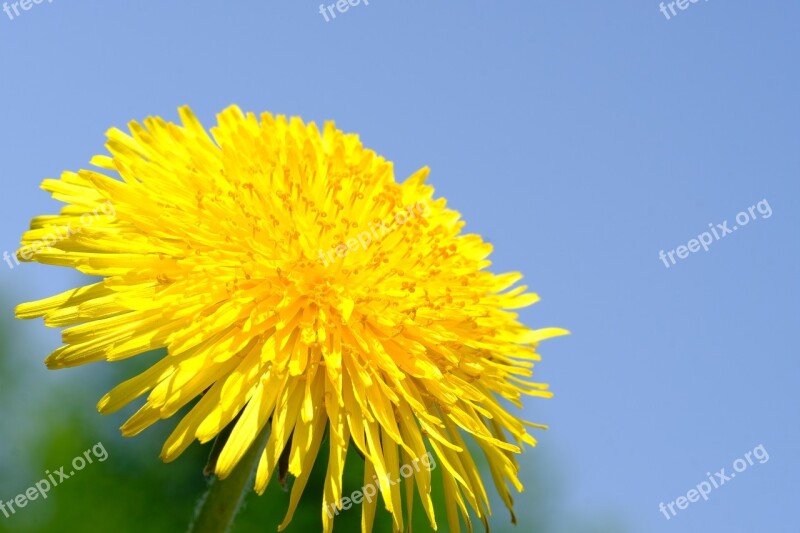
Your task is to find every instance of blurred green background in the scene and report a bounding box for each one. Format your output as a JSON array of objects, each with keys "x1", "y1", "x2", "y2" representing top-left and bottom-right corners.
[{"x1": 0, "y1": 289, "x2": 625, "y2": 533}]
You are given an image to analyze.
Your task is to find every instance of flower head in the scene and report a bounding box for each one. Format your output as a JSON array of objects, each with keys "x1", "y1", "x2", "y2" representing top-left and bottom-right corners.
[{"x1": 16, "y1": 105, "x2": 566, "y2": 532}]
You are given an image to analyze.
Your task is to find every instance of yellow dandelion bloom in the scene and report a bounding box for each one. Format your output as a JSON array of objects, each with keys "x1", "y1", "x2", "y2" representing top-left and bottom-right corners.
[{"x1": 16, "y1": 105, "x2": 567, "y2": 532}]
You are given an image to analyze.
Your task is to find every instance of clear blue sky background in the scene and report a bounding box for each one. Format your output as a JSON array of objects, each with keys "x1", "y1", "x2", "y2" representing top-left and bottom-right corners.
[{"x1": 1, "y1": 2, "x2": 798, "y2": 532}]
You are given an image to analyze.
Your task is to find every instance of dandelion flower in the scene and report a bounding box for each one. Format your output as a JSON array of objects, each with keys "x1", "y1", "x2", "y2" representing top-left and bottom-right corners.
[{"x1": 15, "y1": 105, "x2": 567, "y2": 532}]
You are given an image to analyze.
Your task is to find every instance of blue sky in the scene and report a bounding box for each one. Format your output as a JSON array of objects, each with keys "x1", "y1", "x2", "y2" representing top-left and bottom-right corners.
[{"x1": 1, "y1": 1, "x2": 798, "y2": 532}]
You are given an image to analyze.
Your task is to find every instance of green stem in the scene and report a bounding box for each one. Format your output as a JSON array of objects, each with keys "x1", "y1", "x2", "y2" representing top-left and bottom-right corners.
[{"x1": 189, "y1": 426, "x2": 270, "y2": 533}]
